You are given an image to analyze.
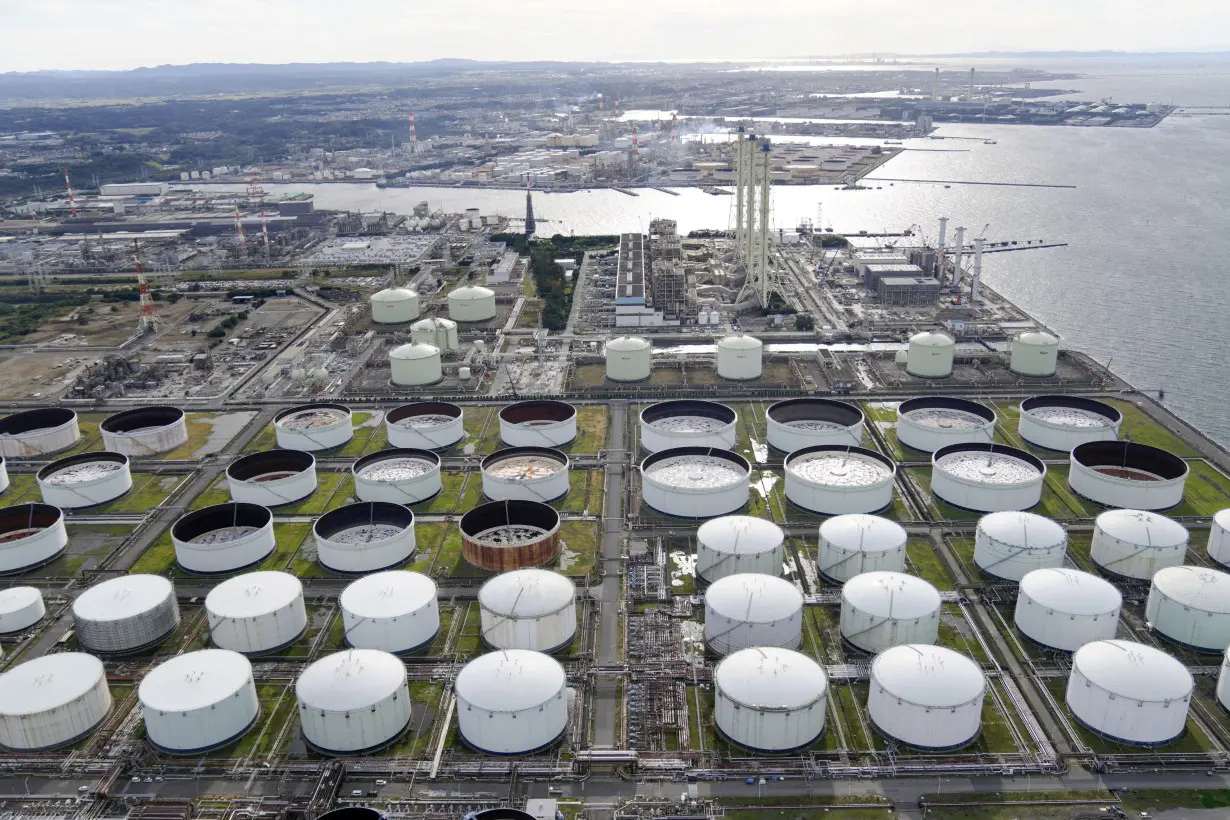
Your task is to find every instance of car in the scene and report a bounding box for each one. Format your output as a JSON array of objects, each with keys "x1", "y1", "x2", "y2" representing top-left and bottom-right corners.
[
  {"x1": 77, "y1": 787, "x2": 90, "y2": 793},
  {"x1": 131, "y1": 777, "x2": 140, "y2": 783},
  {"x1": 350, "y1": 790, "x2": 362, "y2": 797},
  {"x1": 374, "y1": 780, "x2": 387, "y2": 786},
  {"x1": 745, "y1": 778, "x2": 755, "y2": 785},
  {"x1": 547, "y1": 787, "x2": 562, "y2": 796}
]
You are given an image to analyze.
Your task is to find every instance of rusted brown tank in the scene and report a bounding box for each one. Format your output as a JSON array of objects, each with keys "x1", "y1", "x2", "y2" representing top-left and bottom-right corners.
[{"x1": 460, "y1": 499, "x2": 561, "y2": 572}]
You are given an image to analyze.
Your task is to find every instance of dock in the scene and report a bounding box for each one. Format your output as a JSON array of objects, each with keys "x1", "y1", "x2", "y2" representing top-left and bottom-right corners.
[
  {"x1": 648, "y1": 187, "x2": 680, "y2": 196},
  {"x1": 868, "y1": 177, "x2": 1077, "y2": 190},
  {"x1": 700, "y1": 186, "x2": 732, "y2": 196},
  {"x1": 612, "y1": 188, "x2": 639, "y2": 197}
]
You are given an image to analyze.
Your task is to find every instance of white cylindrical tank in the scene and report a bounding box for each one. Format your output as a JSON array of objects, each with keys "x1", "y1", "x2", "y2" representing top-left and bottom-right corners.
[
  {"x1": 704, "y1": 573, "x2": 804, "y2": 655},
  {"x1": 1070, "y1": 441, "x2": 1189, "y2": 511},
  {"x1": 227, "y1": 450, "x2": 317, "y2": 507},
  {"x1": 296, "y1": 649, "x2": 412, "y2": 754},
  {"x1": 207, "y1": 571, "x2": 307, "y2": 655},
  {"x1": 313, "y1": 502, "x2": 416, "y2": 574},
  {"x1": 1018, "y1": 396, "x2": 1122, "y2": 452},
  {"x1": 478, "y1": 569, "x2": 577, "y2": 653},
  {"x1": 273, "y1": 404, "x2": 353, "y2": 452},
  {"x1": 641, "y1": 447, "x2": 751, "y2": 519},
  {"x1": 867, "y1": 644, "x2": 986, "y2": 750},
  {"x1": 714, "y1": 647, "x2": 828, "y2": 752},
  {"x1": 73, "y1": 575, "x2": 180, "y2": 654},
  {"x1": 410, "y1": 317, "x2": 460, "y2": 351},
  {"x1": 931, "y1": 443, "x2": 1046, "y2": 513},
  {"x1": 499, "y1": 401, "x2": 577, "y2": 447},
  {"x1": 1219, "y1": 648, "x2": 1230, "y2": 711},
  {"x1": 784, "y1": 446, "x2": 896, "y2": 515},
  {"x1": 0, "y1": 653, "x2": 112, "y2": 751},
  {"x1": 639, "y1": 400, "x2": 738, "y2": 453},
  {"x1": 0, "y1": 586, "x2": 45, "y2": 634},
  {"x1": 974, "y1": 511, "x2": 1067, "y2": 581},
  {"x1": 389, "y1": 342, "x2": 443, "y2": 386},
  {"x1": 172, "y1": 503, "x2": 276, "y2": 574},
  {"x1": 1146, "y1": 566, "x2": 1230, "y2": 652},
  {"x1": 605, "y1": 336, "x2": 652, "y2": 382},
  {"x1": 896, "y1": 397, "x2": 996, "y2": 453},
  {"x1": 99, "y1": 406, "x2": 188, "y2": 457},
  {"x1": 386, "y1": 401, "x2": 465, "y2": 450},
  {"x1": 481, "y1": 447, "x2": 570, "y2": 503},
  {"x1": 1091, "y1": 509, "x2": 1188, "y2": 580},
  {"x1": 352, "y1": 448, "x2": 442, "y2": 505},
  {"x1": 1009, "y1": 331, "x2": 1060, "y2": 377},
  {"x1": 38, "y1": 452, "x2": 132, "y2": 509},
  {"x1": 766, "y1": 398, "x2": 864, "y2": 452},
  {"x1": 448, "y1": 284, "x2": 497, "y2": 322},
  {"x1": 455, "y1": 649, "x2": 568, "y2": 754},
  {"x1": 0, "y1": 408, "x2": 81, "y2": 458},
  {"x1": 1211, "y1": 509, "x2": 1230, "y2": 567},
  {"x1": 840, "y1": 572, "x2": 941, "y2": 653},
  {"x1": 0, "y1": 457, "x2": 9, "y2": 495},
  {"x1": 370, "y1": 287, "x2": 421, "y2": 323},
  {"x1": 1066, "y1": 640, "x2": 1193, "y2": 745},
  {"x1": 340, "y1": 571, "x2": 439, "y2": 653},
  {"x1": 139, "y1": 649, "x2": 259, "y2": 754},
  {"x1": 817, "y1": 514, "x2": 908, "y2": 582},
  {"x1": 716, "y1": 334, "x2": 763, "y2": 380},
  {"x1": 1015, "y1": 568, "x2": 1122, "y2": 652},
  {"x1": 906, "y1": 331, "x2": 956, "y2": 378},
  {"x1": 696, "y1": 516, "x2": 785, "y2": 583},
  {"x1": 0, "y1": 503, "x2": 68, "y2": 574}
]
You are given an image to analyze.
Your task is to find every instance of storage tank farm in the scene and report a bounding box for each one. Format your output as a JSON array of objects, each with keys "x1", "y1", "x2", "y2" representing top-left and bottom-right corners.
[
  {"x1": 867, "y1": 644, "x2": 986, "y2": 750},
  {"x1": 1014, "y1": 568, "x2": 1123, "y2": 651},
  {"x1": 385, "y1": 402, "x2": 465, "y2": 450},
  {"x1": 139, "y1": 649, "x2": 259, "y2": 753},
  {"x1": 839, "y1": 572, "x2": 942, "y2": 653},
  {"x1": 296, "y1": 649, "x2": 412, "y2": 754},
  {"x1": 1146, "y1": 566, "x2": 1230, "y2": 651},
  {"x1": 1211, "y1": 509, "x2": 1230, "y2": 566},
  {"x1": 0, "y1": 586, "x2": 45, "y2": 634},
  {"x1": 448, "y1": 284, "x2": 497, "y2": 322},
  {"x1": 1018, "y1": 395, "x2": 1122, "y2": 451},
  {"x1": 171, "y1": 503, "x2": 276, "y2": 574},
  {"x1": 478, "y1": 569, "x2": 576, "y2": 652},
  {"x1": 765, "y1": 398, "x2": 865, "y2": 452},
  {"x1": 1069, "y1": 440, "x2": 1189, "y2": 510},
  {"x1": 454, "y1": 649, "x2": 568, "y2": 754},
  {"x1": 206, "y1": 571, "x2": 307, "y2": 655},
  {"x1": 704, "y1": 573, "x2": 804, "y2": 655},
  {"x1": 695, "y1": 516, "x2": 785, "y2": 583},
  {"x1": 784, "y1": 445, "x2": 896, "y2": 515},
  {"x1": 339, "y1": 571, "x2": 439, "y2": 653},
  {"x1": 1066, "y1": 639, "x2": 1193, "y2": 745},
  {"x1": 389, "y1": 342, "x2": 442, "y2": 387},
  {"x1": 481, "y1": 447, "x2": 570, "y2": 503},
  {"x1": 410, "y1": 317, "x2": 459, "y2": 351},
  {"x1": 895, "y1": 397, "x2": 996, "y2": 453},
  {"x1": 0, "y1": 653, "x2": 112, "y2": 751},
  {"x1": 817, "y1": 514, "x2": 908, "y2": 582},
  {"x1": 0, "y1": 407, "x2": 81, "y2": 458},
  {"x1": 905, "y1": 330, "x2": 956, "y2": 378},
  {"x1": 370, "y1": 286, "x2": 420, "y2": 324},
  {"x1": 641, "y1": 447, "x2": 751, "y2": 519},
  {"x1": 639, "y1": 400, "x2": 737, "y2": 453},
  {"x1": 37, "y1": 452, "x2": 132, "y2": 509},
  {"x1": 499, "y1": 401, "x2": 577, "y2": 447},
  {"x1": 0, "y1": 503, "x2": 68, "y2": 574},
  {"x1": 604, "y1": 336, "x2": 652, "y2": 382},
  {"x1": 931, "y1": 443, "x2": 1046, "y2": 512},
  {"x1": 713, "y1": 647, "x2": 828, "y2": 752},
  {"x1": 352, "y1": 448, "x2": 442, "y2": 504},
  {"x1": 1090, "y1": 509, "x2": 1188, "y2": 580},
  {"x1": 72, "y1": 575, "x2": 180, "y2": 654},
  {"x1": 273, "y1": 403, "x2": 354, "y2": 451},
  {"x1": 99, "y1": 406, "x2": 188, "y2": 456},
  {"x1": 1009, "y1": 330, "x2": 1060, "y2": 377},
  {"x1": 973, "y1": 511, "x2": 1068, "y2": 581},
  {"x1": 227, "y1": 450, "x2": 318, "y2": 507},
  {"x1": 312, "y1": 502, "x2": 416, "y2": 574},
  {"x1": 716, "y1": 334, "x2": 763, "y2": 380}
]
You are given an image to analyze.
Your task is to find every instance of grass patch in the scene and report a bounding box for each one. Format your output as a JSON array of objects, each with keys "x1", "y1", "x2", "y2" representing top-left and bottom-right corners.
[
  {"x1": 555, "y1": 469, "x2": 603, "y2": 513},
  {"x1": 563, "y1": 405, "x2": 609, "y2": 455},
  {"x1": 158, "y1": 413, "x2": 223, "y2": 460},
  {"x1": 0, "y1": 474, "x2": 40, "y2": 504},
  {"x1": 558, "y1": 520, "x2": 599, "y2": 576},
  {"x1": 131, "y1": 521, "x2": 312, "y2": 576},
  {"x1": 88, "y1": 472, "x2": 183, "y2": 514},
  {"x1": 906, "y1": 536, "x2": 954, "y2": 590},
  {"x1": 1176, "y1": 460, "x2": 1230, "y2": 516},
  {"x1": 1105, "y1": 399, "x2": 1202, "y2": 458}
]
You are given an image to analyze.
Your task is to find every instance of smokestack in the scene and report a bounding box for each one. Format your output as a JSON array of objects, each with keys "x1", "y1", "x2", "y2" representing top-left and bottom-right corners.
[
  {"x1": 936, "y1": 216, "x2": 949, "y2": 275},
  {"x1": 932, "y1": 68, "x2": 940, "y2": 101},
  {"x1": 408, "y1": 112, "x2": 417, "y2": 154},
  {"x1": 968, "y1": 68, "x2": 976, "y2": 101},
  {"x1": 952, "y1": 226, "x2": 966, "y2": 289},
  {"x1": 971, "y1": 238, "x2": 984, "y2": 305}
]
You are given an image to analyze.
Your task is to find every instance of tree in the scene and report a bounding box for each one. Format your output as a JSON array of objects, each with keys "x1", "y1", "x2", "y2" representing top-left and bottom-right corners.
[{"x1": 795, "y1": 314, "x2": 816, "y2": 332}]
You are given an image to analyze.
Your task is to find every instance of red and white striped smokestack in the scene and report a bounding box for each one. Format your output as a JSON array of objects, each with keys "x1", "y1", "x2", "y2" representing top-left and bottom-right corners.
[
  {"x1": 408, "y1": 111, "x2": 417, "y2": 154},
  {"x1": 631, "y1": 125, "x2": 639, "y2": 160},
  {"x1": 64, "y1": 168, "x2": 76, "y2": 216}
]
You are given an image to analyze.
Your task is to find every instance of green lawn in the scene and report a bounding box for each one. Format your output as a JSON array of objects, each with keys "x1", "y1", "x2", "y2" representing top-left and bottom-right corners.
[
  {"x1": 558, "y1": 520, "x2": 599, "y2": 576},
  {"x1": 157, "y1": 413, "x2": 227, "y2": 460},
  {"x1": 565, "y1": 405, "x2": 609, "y2": 455},
  {"x1": 906, "y1": 536, "x2": 955, "y2": 590},
  {"x1": 1105, "y1": 399, "x2": 1202, "y2": 458},
  {"x1": 555, "y1": 469, "x2": 604, "y2": 513},
  {"x1": 87, "y1": 472, "x2": 184, "y2": 514},
  {"x1": 189, "y1": 471, "x2": 353, "y2": 513}
]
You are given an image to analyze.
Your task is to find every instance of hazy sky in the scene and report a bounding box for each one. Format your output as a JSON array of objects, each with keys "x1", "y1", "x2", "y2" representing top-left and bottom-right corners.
[{"x1": 3, "y1": 0, "x2": 1228, "y2": 72}]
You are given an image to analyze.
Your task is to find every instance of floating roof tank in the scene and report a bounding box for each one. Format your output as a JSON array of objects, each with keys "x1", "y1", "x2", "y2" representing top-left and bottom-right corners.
[
  {"x1": 226, "y1": 450, "x2": 318, "y2": 507},
  {"x1": 639, "y1": 400, "x2": 737, "y2": 453},
  {"x1": 931, "y1": 443, "x2": 1046, "y2": 513},
  {"x1": 1018, "y1": 395, "x2": 1122, "y2": 452},
  {"x1": 499, "y1": 401, "x2": 577, "y2": 448},
  {"x1": 0, "y1": 503, "x2": 68, "y2": 575},
  {"x1": 481, "y1": 447, "x2": 570, "y2": 503},
  {"x1": 352, "y1": 448, "x2": 442, "y2": 505},
  {"x1": 766, "y1": 398, "x2": 864, "y2": 452},
  {"x1": 460, "y1": 500, "x2": 561, "y2": 572},
  {"x1": 641, "y1": 447, "x2": 751, "y2": 519},
  {"x1": 1066, "y1": 639, "x2": 1192, "y2": 746},
  {"x1": 37, "y1": 452, "x2": 132, "y2": 509},
  {"x1": 896, "y1": 397, "x2": 995, "y2": 453},
  {"x1": 784, "y1": 445, "x2": 896, "y2": 516},
  {"x1": 1015, "y1": 568, "x2": 1122, "y2": 652},
  {"x1": 386, "y1": 402, "x2": 465, "y2": 450},
  {"x1": 0, "y1": 408, "x2": 81, "y2": 458},
  {"x1": 714, "y1": 647, "x2": 828, "y2": 752},
  {"x1": 273, "y1": 403, "x2": 354, "y2": 452},
  {"x1": 172, "y1": 502, "x2": 276, "y2": 574},
  {"x1": 1070, "y1": 441, "x2": 1188, "y2": 510},
  {"x1": 99, "y1": 406, "x2": 188, "y2": 457},
  {"x1": 313, "y1": 502, "x2": 417, "y2": 574}
]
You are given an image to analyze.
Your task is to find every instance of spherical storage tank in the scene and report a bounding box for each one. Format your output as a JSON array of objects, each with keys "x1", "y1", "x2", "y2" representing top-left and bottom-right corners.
[
  {"x1": 1066, "y1": 639, "x2": 1192, "y2": 745},
  {"x1": 99, "y1": 406, "x2": 188, "y2": 456},
  {"x1": 716, "y1": 334, "x2": 763, "y2": 380},
  {"x1": 1009, "y1": 330, "x2": 1060, "y2": 377},
  {"x1": 1146, "y1": 566, "x2": 1230, "y2": 652},
  {"x1": 714, "y1": 647, "x2": 828, "y2": 752},
  {"x1": 500, "y1": 400, "x2": 577, "y2": 447},
  {"x1": 0, "y1": 586, "x2": 45, "y2": 634},
  {"x1": 0, "y1": 503, "x2": 67, "y2": 574},
  {"x1": 479, "y1": 569, "x2": 576, "y2": 653},
  {"x1": 207, "y1": 571, "x2": 307, "y2": 655},
  {"x1": 273, "y1": 403, "x2": 353, "y2": 452},
  {"x1": 38, "y1": 452, "x2": 132, "y2": 509},
  {"x1": 139, "y1": 649, "x2": 259, "y2": 753},
  {"x1": 974, "y1": 511, "x2": 1066, "y2": 581},
  {"x1": 386, "y1": 402, "x2": 465, "y2": 450},
  {"x1": 448, "y1": 284, "x2": 497, "y2": 322},
  {"x1": 705, "y1": 573, "x2": 804, "y2": 655},
  {"x1": 389, "y1": 343, "x2": 442, "y2": 386},
  {"x1": 1091, "y1": 509, "x2": 1187, "y2": 580},
  {"x1": 840, "y1": 572, "x2": 941, "y2": 653},
  {"x1": 297, "y1": 649, "x2": 411, "y2": 754},
  {"x1": 482, "y1": 447, "x2": 570, "y2": 503},
  {"x1": 1018, "y1": 395, "x2": 1121, "y2": 452},
  {"x1": 352, "y1": 448, "x2": 441, "y2": 504},
  {"x1": 370, "y1": 287, "x2": 420, "y2": 324},
  {"x1": 605, "y1": 336, "x2": 652, "y2": 382},
  {"x1": 785, "y1": 446, "x2": 896, "y2": 515},
  {"x1": 461, "y1": 499, "x2": 561, "y2": 572},
  {"x1": 931, "y1": 443, "x2": 1046, "y2": 513},
  {"x1": 313, "y1": 502, "x2": 416, "y2": 574},
  {"x1": 696, "y1": 516, "x2": 785, "y2": 583},
  {"x1": 1211, "y1": 509, "x2": 1230, "y2": 567},
  {"x1": 817, "y1": 514, "x2": 907, "y2": 582},
  {"x1": 1070, "y1": 441, "x2": 1188, "y2": 511},
  {"x1": 455, "y1": 649, "x2": 568, "y2": 754},
  {"x1": 896, "y1": 397, "x2": 995, "y2": 453},
  {"x1": 641, "y1": 447, "x2": 750, "y2": 519},
  {"x1": 227, "y1": 450, "x2": 317, "y2": 507},
  {"x1": 73, "y1": 575, "x2": 180, "y2": 654},
  {"x1": 172, "y1": 503, "x2": 276, "y2": 574},
  {"x1": 340, "y1": 571, "x2": 439, "y2": 654},
  {"x1": 1015, "y1": 568, "x2": 1122, "y2": 651},
  {"x1": 0, "y1": 653, "x2": 111, "y2": 751},
  {"x1": 905, "y1": 331, "x2": 956, "y2": 378},
  {"x1": 0, "y1": 407, "x2": 81, "y2": 458},
  {"x1": 868, "y1": 644, "x2": 986, "y2": 750},
  {"x1": 639, "y1": 400, "x2": 737, "y2": 453},
  {"x1": 766, "y1": 398, "x2": 864, "y2": 452},
  {"x1": 410, "y1": 317, "x2": 459, "y2": 351}
]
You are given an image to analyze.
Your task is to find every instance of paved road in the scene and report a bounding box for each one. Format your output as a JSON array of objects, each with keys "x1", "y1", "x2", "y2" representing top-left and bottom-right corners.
[{"x1": 592, "y1": 400, "x2": 628, "y2": 748}]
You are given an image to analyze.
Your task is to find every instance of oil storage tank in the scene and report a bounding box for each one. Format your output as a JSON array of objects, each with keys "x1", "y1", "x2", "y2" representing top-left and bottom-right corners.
[
  {"x1": 640, "y1": 400, "x2": 737, "y2": 453},
  {"x1": 1090, "y1": 509, "x2": 1187, "y2": 580},
  {"x1": 296, "y1": 649, "x2": 411, "y2": 754},
  {"x1": 1066, "y1": 639, "x2": 1193, "y2": 745},
  {"x1": 0, "y1": 458, "x2": 7, "y2": 494},
  {"x1": 172, "y1": 503, "x2": 276, "y2": 574},
  {"x1": 340, "y1": 571, "x2": 439, "y2": 654},
  {"x1": 0, "y1": 503, "x2": 68, "y2": 574},
  {"x1": 313, "y1": 502, "x2": 416, "y2": 574},
  {"x1": 1009, "y1": 330, "x2": 1060, "y2": 377},
  {"x1": 641, "y1": 447, "x2": 750, "y2": 519},
  {"x1": 817, "y1": 514, "x2": 908, "y2": 583},
  {"x1": 714, "y1": 647, "x2": 828, "y2": 752},
  {"x1": 370, "y1": 287, "x2": 420, "y2": 324},
  {"x1": 448, "y1": 284, "x2": 497, "y2": 322},
  {"x1": 716, "y1": 334, "x2": 763, "y2": 380},
  {"x1": 784, "y1": 445, "x2": 896, "y2": 515},
  {"x1": 905, "y1": 331, "x2": 956, "y2": 378},
  {"x1": 386, "y1": 402, "x2": 465, "y2": 450},
  {"x1": 353, "y1": 448, "x2": 441, "y2": 505},
  {"x1": 461, "y1": 500, "x2": 561, "y2": 571},
  {"x1": 896, "y1": 397, "x2": 996, "y2": 453},
  {"x1": 206, "y1": 571, "x2": 307, "y2": 655},
  {"x1": 1211, "y1": 509, "x2": 1230, "y2": 567},
  {"x1": 1014, "y1": 568, "x2": 1122, "y2": 652},
  {"x1": 139, "y1": 649, "x2": 259, "y2": 754},
  {"x1": 1146, "y1": 566, "x2": 1230, "y2": 651},
  {"x1": 696, "y1": 516, "x2": 785, "y2": 583},
  {"x1": 454, "y1": 649, "x2": 568, "y2": 754},
  {"x1": 867, "y1": 644, "x2": 986, "y2": 750},
  {"x1": 973, "y1": 511, "x2": 1067, "y2": 581},
  {"x1": 0, "y1": 408, "x2": 80, "y2": 458},
  {"x1": 410, "y1": 317, "x2": 459, "y2": 351},
  {"x1": 604, "y1": 336, "x2": 652, "y2": 382},
  {"x1": 99, "y1": 407, "x2": 188, "y2": 456},
  {"x1": 273, "y1": 404, "x2": 353, "y2": 452},
  {"x1": 478, "y1": 569, "x2": 576, "y2": 653},
  {"x1": 766, "y1": 398, "x2": 864, "y2": 452},
  {"x1": 0, "y1": 653, "x2": 111, "y2": 751},
  {"x1": 0, "y1": 586, "x2": 45, "y2": 634},
  {"x1": 482, "y1": 447, "x2": 570, "y2": 503},
  {"x1": 840, "y1": 571, "x2": 941, "y2": 653},
  {"x1": 1018, "y1": 396, "x2": 1121, "y2": 452},
  {"x1": 1070, "y1": 441, "x2": 1188, "y2": 511},
  {"x1": 704, "y1": 573, "x2": 804, "y2": 655},
  {"x1": 73, "y1": 575, "x2": 180, "y2": 654},
  {"x1": 499, "y1": 401, "x2": 577, "y2": 447},
  {"x1": 389, "y1": 343, "x2": 442, "y2": 387},
  {"x1": 1219, "y1": 648, "x2": 1230, "y2": 711},
  {"x1": 38, "y1": 452, "x2": 132, "y2": 509},
  {"x1": 227, "y1": 450, "x2": 317, "y2": 507},
  {"x1": 931, "y1": 443, "x2": 1046, "y2": 512}
]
